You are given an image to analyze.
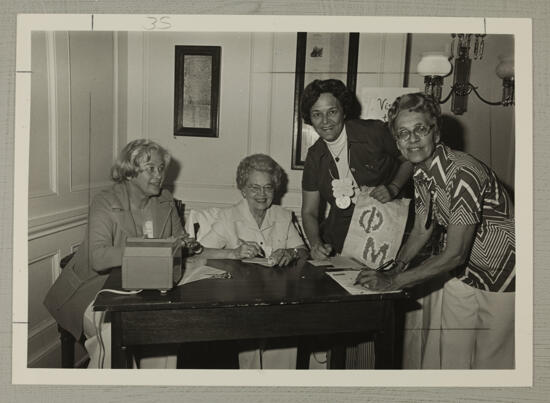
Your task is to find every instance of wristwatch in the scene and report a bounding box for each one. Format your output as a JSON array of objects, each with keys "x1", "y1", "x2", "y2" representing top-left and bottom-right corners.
[{"x1": 182, "y1": 236, "x2": 203, "y2": 255}]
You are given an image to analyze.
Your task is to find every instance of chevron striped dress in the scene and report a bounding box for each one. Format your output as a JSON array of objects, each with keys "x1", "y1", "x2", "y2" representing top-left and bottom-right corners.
[{"x1": 413, "y1": 143, "x2": 515, "y2": 292}]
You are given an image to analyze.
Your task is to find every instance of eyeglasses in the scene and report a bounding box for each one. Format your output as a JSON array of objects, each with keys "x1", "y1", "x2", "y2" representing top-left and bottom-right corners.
[
  {"x1": 246, "y1": 184, "x2": 275, "y2": 194},
  {"x1": 140, "y1": 164, "x2": 166, "y2": 176},
  {"x1": 395, "y1": 124, "x2": 435, "y2": 142}
]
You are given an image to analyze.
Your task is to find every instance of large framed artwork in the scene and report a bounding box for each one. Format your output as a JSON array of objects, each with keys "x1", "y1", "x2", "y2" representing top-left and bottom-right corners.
[
  {"x1": 173, "y1": 45, "x2": 221, "y2": 137},
  {"x1": 291, "y1": 32, "x2": 359, "y2": 169}
]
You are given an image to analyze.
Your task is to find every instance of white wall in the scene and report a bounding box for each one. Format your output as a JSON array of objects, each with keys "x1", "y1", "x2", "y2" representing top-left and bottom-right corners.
[
  {"x1": 28, "y1": 31, "x2": 120, "y2": 367},
  {"x1": 125, "y1": 32, "x2": 408, "y2": 214},
  {"x1": 407, "y1": 34, "x2": 515, "y2": 188}
]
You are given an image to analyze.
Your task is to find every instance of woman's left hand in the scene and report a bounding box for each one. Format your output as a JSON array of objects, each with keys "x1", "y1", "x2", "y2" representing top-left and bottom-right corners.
[
  {"x1": 369, "y1": 185, "x2": 394, "y2": 203},
  {"x1": 354, "y1": 269, "x2": 396, "y2": 291},
  {"x1": 270, "y1": 248, "x2": 295, "y2": 266}
]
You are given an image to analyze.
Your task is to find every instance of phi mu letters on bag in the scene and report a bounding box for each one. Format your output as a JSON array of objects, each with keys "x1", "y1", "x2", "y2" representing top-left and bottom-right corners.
[{"x1": 341, "y1": 189, "x2": 410, "y2": 268}]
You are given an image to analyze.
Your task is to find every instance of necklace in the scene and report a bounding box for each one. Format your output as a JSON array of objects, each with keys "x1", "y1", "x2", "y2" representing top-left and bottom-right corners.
[
  {"x1": 329, "y1": 143, "x2": 347, "y2": 162},
  {"x1": 328, "y1": 158, "x2": 357, "y2": 210}
]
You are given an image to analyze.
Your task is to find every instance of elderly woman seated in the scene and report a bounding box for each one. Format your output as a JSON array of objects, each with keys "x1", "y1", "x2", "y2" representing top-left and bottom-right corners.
[{"x1": 200, "y1": 153, "x2": 309, "y2": 368}]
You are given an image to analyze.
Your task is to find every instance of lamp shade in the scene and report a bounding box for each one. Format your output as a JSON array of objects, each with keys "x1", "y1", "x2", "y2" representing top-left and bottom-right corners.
[
  {"x1": 495, "y1": 55, "x2": 514, "y2": 79},
  {"x1": 417, "y1": 52, "x2": 452, "y2": 77}
]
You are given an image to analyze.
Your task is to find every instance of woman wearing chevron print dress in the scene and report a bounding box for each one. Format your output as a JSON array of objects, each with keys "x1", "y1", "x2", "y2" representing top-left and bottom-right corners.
[{"x1": 356, "y1": 92, "x2": 515, "y2": 369}]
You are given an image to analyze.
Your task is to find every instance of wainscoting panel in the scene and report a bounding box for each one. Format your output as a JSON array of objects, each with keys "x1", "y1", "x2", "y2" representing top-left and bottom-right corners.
[{"x1": 27, "y1": 217, "x2": 87, "y2": 368}]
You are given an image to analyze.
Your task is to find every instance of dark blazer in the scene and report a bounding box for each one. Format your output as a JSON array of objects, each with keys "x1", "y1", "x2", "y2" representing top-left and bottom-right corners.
[
  {"x1": 43, "y1": 182, "x2": 183, "y2": 338},
  {"x1": 302, "y1": 119, "x2": 401, "y2": 252}
]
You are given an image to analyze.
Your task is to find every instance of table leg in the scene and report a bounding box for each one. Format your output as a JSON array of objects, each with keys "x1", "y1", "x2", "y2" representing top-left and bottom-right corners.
[
  {"x1": 111, "y1": 312, "x2": 130, "y2": 369},
  {"x1": 374, "y1": 301, "x2": 397, "y2": 369},
  {"x1": 296, "y1": 338, "x2": 311, "y2": 369},
  {"x1": 328, "y1": 341, "x2": 346, "y2": 369}
]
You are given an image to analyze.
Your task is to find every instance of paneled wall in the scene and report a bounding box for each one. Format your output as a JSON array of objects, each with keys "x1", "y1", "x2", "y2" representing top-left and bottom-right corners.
[
  {"x1": 126, "y1": 32, "x2": 257, "y2": 210},
  {"x1": 27, "y1": 31, "x2": 122, "y2": 367},
  {"x1": 126, "y1": 32, "x2": 409, "y2": 213}
]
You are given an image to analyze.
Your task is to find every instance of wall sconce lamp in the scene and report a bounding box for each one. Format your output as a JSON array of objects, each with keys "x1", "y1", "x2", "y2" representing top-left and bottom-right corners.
[{"x1": 417, "y1": 34, "x2": 514, "y2": 115}]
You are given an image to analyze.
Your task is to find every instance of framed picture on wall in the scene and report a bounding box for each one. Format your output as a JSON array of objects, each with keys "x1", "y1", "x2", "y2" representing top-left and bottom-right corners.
[
  {"x1": 173, "y1": 45, "x2": 221, "y2": 137},
  {"x1": 291, "y1": 32, "x2": 359, "y2": 169}
]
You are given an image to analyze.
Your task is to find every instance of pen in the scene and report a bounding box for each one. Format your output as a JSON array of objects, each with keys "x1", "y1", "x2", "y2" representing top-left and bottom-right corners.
[
  {"x1": 353, "y1": 259, "x2": 394, "y2": 285},
  {"x1": 257, "y1": 247, "x2": 266, "y2": 258},
  {"x1": 238, "y1": 238, "x2": 265, "y2": 257},
  {"x1": 374, "y1": 259, "x2": 395, "y2": 272}
]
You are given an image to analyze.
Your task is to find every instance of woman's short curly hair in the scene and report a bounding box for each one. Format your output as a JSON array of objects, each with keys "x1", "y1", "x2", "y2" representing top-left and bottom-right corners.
[
  {"x1": 300, "y1": 79, "x2": 361, "y2": 125},
  {"x1": 387, "y1": 92, "x2": 442, "y2": 136},
  {"x1": 236, "y1": 154, "x2": 284, "y2": 191},
  {"x1": 111, "y1": 139, "x2": 171, "y2": 183}
]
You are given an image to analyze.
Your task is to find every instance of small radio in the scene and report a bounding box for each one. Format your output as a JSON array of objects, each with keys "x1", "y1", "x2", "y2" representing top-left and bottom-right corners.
[{"x1": 122, "y1": 237, "x2": 183, "y2": 291}]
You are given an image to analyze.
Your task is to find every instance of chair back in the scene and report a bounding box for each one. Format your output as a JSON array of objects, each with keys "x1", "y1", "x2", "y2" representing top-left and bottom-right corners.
[{"x1": 185, "y1": 207, "x2": 222, "y2": 241}]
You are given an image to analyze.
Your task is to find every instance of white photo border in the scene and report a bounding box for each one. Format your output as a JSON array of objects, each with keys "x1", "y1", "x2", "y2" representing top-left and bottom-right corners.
[{"x1": 12, "y1": 14, "x2": 533, "y2": 387}]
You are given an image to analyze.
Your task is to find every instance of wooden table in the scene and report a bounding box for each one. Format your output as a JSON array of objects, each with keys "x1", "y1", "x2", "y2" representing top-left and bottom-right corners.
[{"x1": 94, "y1": 259, "x2": 406, "y2": 369}]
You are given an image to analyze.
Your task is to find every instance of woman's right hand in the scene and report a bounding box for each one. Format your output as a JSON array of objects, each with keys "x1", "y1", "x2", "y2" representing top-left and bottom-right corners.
[
  {"x1": 310, "y1": 242, "x2": 333, "y2": 260},
  {"x1": 232, "y1": 241, "x2": 262, "y2": 259}
]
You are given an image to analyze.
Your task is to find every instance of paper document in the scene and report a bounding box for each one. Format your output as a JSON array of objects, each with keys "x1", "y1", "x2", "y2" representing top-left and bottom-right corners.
[
  {"x1": 308, "y1": 259, "x2": 333, "y2": 267},
  {"x1": 308, "y1": 256, "x2": 364, "y2": 269},
  {"x1": 326, "y1": 270, "x2": 401, "y2": 295},
  {"x1": 242, "y1": 257, "x2": 276, "y2": 267},
  {"x1": 177, "y1": 265, "x2": 229, "y2": 286}
]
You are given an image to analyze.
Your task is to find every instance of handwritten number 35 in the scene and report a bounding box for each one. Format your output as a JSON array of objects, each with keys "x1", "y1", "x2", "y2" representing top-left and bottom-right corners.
[{"x1": 143, "y1": 16, "x2": 172, "y2": 30}]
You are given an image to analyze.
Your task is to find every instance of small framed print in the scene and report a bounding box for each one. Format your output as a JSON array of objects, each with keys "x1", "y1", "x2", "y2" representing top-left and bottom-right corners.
[{"x1": 173, "y1": 45, "x2": 221, "y2": 137}]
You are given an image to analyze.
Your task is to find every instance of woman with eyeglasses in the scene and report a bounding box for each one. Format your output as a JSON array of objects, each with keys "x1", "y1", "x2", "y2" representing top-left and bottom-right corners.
[
  {"x1": 201, "y1": 153, "x2": 308, "y2": 266},
  {"x1": 199, "y1": 154, "x2": 308, "y2": 369},
  {"x1": 355, "y1": 92, "x2": 515, "y2": 369},
  {"x1": 44, "y1": 139, "x2": 187, "y2": 368}
]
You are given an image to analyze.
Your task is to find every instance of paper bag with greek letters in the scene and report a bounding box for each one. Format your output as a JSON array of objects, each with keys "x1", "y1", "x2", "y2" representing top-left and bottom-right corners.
[{"x1": 341, "y1": 188, "x2": 410, "y2": 268}]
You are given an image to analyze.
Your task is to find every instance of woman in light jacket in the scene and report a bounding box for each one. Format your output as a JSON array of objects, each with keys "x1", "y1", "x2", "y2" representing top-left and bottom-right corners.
[{"x1": 44, "y1": 139, "x2": 185, "y2": 368}]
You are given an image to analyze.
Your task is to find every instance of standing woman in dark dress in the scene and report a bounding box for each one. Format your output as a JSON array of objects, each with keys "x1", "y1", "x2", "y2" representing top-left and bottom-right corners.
[
  {"x1": 301, "y1": 79, "x2": 413, "y2": 259},
  {"x1": 300, "y1": 79, "x2": 413, "y2": 368}
]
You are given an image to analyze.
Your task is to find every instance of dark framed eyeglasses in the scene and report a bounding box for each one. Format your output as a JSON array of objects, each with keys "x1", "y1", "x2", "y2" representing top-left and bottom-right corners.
[
  {"x1": 395, "y1": 124, "x2": 435, "y2": 142},
  {"x1": 246, "y1": 184, "x2": 275, "y2": 195}
]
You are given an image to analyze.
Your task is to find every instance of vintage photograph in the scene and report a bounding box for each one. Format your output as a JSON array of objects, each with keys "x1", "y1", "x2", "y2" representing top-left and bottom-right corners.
[{"x1": 13, "y1": 15, "x2": 531, "y2": 386}]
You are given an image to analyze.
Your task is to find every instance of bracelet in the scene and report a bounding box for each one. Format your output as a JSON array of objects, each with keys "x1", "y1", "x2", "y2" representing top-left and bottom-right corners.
[{"x1": 394, "y1": 259, "x2": 408, "y2": 271}]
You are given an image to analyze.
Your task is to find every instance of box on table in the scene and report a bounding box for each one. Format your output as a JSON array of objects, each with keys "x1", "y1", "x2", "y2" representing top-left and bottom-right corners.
[{"x1": 122, "y1": 237, "x2": 183, "y2": 291}]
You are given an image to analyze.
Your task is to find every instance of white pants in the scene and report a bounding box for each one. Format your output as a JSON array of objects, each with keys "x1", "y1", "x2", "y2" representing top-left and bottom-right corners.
[
  {"x1": 83, "y1": 302, "x2": 177, "y2": 369},
  {"x1": 440, "y1": 278, "x2": 515, "y2": 369},
  {"x1": 402, "y1": 279, "x2": 446, "y2": 369},
  {"x1": 238, "y1": 344, "x2": 297, "y2": 369}
]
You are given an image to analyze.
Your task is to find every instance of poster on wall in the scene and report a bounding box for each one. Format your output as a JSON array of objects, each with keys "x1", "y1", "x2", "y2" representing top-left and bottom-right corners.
[{"x1": 359, "y1": 87, "x2": 420, "y2": 122}]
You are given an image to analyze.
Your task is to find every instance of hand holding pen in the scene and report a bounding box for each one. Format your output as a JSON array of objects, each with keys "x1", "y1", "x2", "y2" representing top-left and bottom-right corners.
[
  {"x1": 353, "y1": 259, "x2": 397, "y2": 291},
  {"x1": 235, "y1": 238, "x2": 264, "y2": 259}
]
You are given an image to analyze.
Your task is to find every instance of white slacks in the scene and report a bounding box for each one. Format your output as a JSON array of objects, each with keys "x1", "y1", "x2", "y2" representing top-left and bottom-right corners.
[
  {"x1": 82, "y1": 302, "x2": 177, "y2": 369},
  {"x1": 440, "y1": 278, "x2": 515, "y2": 369},
  {"x1": 238, "y1": 345, "x2": 297, "y2": 369},
  {"x1": 402, "y1": 284, "x2": 445, "y2": 369}
]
